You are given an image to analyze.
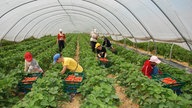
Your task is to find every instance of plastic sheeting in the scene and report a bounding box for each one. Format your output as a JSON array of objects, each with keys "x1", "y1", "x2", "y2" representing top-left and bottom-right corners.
[{"x1": 0, "y1": 0, "x2": 192, "y2": 50}]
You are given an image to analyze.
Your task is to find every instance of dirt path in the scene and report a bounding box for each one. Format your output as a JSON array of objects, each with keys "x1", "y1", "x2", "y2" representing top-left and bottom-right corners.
[
  {"x1": 74, "y1": 40, "x2": 80, "y2": 62},
  {"x1": 61, "y1": 39, "x2": 82, "y2": 108},
  {"x1": 61, "y1": 94, "x2": 82, "y2": 108},
  {"x1": 107, "y1": 74, "x2": 139, "y2": 108}
]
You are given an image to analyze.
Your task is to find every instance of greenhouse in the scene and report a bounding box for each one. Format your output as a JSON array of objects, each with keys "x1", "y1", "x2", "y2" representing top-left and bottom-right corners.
[{"x1": 0, "y1": 0, "x2": 192, "y2": 108}]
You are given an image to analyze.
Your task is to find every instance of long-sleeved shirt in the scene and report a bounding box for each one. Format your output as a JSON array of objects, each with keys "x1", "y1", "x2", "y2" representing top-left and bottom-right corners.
[{"x1": 141, "y1": 60, "x2": 162, "y2": 78}]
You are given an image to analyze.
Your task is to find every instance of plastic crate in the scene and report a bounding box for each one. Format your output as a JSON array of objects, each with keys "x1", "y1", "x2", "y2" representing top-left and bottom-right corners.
[
  {"x1": 17, "y1": 72, "x2": 43, "y2": 94},
  {"x1": 152, "y1": 73, "x2": 185, "y2": 94},
  {"x1": 98, "y1": 58, "x2": 112, "y2": 68},
  {"x1": 63, "y1": 72, "x2": 84, "y2": 93},
  {"x1": 27, "y1": 72, "x2": 43, "y2": 78}
]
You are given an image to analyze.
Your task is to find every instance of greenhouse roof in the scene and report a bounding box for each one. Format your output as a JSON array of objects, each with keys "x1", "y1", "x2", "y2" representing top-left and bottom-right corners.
[{"x1": 0, "y1": 0, "x2": 192, "y2": 50}]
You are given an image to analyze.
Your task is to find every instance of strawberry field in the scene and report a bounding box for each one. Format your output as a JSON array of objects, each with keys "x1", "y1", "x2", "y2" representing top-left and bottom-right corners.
[{"x1": 0, "y1": 34, "x2": 192, "y2": 108}]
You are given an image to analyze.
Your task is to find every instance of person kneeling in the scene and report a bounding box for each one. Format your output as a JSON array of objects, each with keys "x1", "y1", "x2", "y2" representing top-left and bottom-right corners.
[{"x1": 141, "y1": 56, "x2": 162, "y2": 79}]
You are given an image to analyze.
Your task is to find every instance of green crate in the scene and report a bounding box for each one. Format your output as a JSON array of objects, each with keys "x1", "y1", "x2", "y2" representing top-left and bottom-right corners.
[
  {"x1": 152, "y1": 73, "x2": 185, "y2": 90},
  {"x1": 17, "y1": 72, "x2": 43, "y2": 94},
  {"x1": 62, "y1": 72, "x2": 84, "y2": 93},
  {"x1": 66, "y1": 72, "x2": 84, "y2": 77},
  {"x1": 98, "y1": 59, "x2": 112, "y2": 68},
  {"x1": 27, "y1": 72, "x2": 43, "y2": 78},
  {"x1": 18, "y1": 82, "x2": 33, "y2": 88}
]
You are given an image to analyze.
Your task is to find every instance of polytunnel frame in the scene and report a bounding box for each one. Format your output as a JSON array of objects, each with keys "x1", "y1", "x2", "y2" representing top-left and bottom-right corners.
[
  {"x1": 14, "y1": 10, "x2": 112, "y2": 40},
  {"x1": 83, "y1": 0, "x2": 192, "y2": 52},
  {"x1": 114, "y1": 0, "x2": 157, "y2": 54},
  {"x1": 0, "y1": 0, "x2": 191, "y2": 51},
  {"x1": 23, "y1": 10, "x2": 112, "y2": 40},
  {"x1": 0, "y1": 0, "x2": 37, "y2": 19},
  {"x1": 151, "y1": 0, "x2": 192, "y2": 51},
  {"x1": 22, "y1": 14, "x2": 104, "y2": 40},
  {"x1": 1, "y1": 5, "x2": 122, "y2": 41},
  {"x1": 82, "y1": 0, "x2": 137, "y2": 44},
  {"x1": 1, "y1": 1, "x2": 136, "y2": 46},
  {"x1": 43, "y1": 20, "x2": 92, "y2": 36},
  {"x1": 30, "y1": 13, "x2": 110, "y2": 39}
]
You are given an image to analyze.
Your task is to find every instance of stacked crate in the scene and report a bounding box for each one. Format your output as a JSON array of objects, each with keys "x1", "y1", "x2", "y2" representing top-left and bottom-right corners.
[
  {"x1": 63, "y1": 72, "x2": 84, "y2": 93},
  {"x1": 18, "y1": 73, "x2": 43, "y2": 94}
]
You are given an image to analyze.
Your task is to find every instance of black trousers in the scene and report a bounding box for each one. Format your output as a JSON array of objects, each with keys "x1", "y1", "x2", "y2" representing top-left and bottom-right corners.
[
  {"x1": 90, "y1": 41, "x2": 97, "y2": 53},
  {"x1": 58, "y1": 40, "x2": 65, "y2": 52}
]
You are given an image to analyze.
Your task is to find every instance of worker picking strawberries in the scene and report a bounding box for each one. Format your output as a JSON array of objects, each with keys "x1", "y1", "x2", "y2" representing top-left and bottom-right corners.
[
  {"x1": 24, "y1": 52, "x2": 43, "y2": 73},
  {"x1": 53, "y1": 53, "x2": 83, "y2": 74},
  {"x1": 141, "y1": 56, "x2": 162, "y2": 78}
]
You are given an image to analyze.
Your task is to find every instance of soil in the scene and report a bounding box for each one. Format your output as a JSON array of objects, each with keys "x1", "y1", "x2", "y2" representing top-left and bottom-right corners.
[
  {"x1": 74, "y1": 40, "x2": 80, "y2": 62},
  {"x1": 107, "y1": 74, "x2": 139, "y2": 108},
  {"x1": 61, "y1": 39, "x2": 81, "y2": 108},
  {"x1": 61, "y1": 94, "x2": 82, "y2": 108}
]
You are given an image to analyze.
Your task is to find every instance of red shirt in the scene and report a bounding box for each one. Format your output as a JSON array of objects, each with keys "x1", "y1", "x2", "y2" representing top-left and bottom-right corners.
[
  {"x1": 57, "y1": 33, "x2": 66, "y2": 40},
  {"x1": 141, "y1": 60, "x2": 153, "y2": 78}
]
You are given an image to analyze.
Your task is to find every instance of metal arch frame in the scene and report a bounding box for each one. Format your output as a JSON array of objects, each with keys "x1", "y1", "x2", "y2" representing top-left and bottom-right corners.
[
  {"x1": 31, "y1": 13, "x2": 109, "y2": 39},
  {"x1": 82, "y1": 0, "x2": 137, "y2": 44},
  {"x1": 38, "y1": 20, "x2": 94, "y2": 38},
  {"x1": 151, "y1": 0, "x2": 192, "y2": 51},
  {"x1": 44, "y1": 21, "x2": 93, "y2": 35},
  {"x1": 24, "y1": 18, "x2": 65, "y2": 40},
  {"x1": 38, "y1": 19, "x2": 71, "y2": 37},
  {"x1": 14, "y1": 9, "x2": 112, "y2": 41},
  {"x1": 24, "y1": 8, "x2": 112, "y2": 37},
  {"x1": 35, "y1": 14, "x2": 103, "y2": 38},
  {"x1": 1, "y1": 0, "x2": 190, "y2": 51},
  {"x1": 114, "y1": 0, "x2": 157, "y2": 54},
  {"x1": 1, "y1": 5, "x2": 121, "y2": 40},
  {"x1": 0, "y1": 0, "x2": 37, "y2": 19},
  {"x1": 21, "y1": 14, "x2": 100, "y2": 40}
]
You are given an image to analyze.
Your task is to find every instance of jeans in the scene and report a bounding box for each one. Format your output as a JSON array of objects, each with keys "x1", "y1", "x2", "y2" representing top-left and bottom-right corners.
[{"x1": 152, "y1": 66, "x2": 159, "y2": 75}]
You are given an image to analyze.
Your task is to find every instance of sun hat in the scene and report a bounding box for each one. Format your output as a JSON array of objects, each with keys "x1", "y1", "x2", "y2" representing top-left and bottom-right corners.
[
  {"x1": 149, "y1": 56, "x2": 161, "y2": 64},
  {"x1": 53, "y1": 53, "x2": 60, "y2": 64},
  {"x1": 24, "y1": 52, "x2": 33, "y2": 62},
  {"x1": 59, "y1": 29, "x2": 62, "y2": 32},
  {"x1": 95, "y1": 43, "x2": 101, "y2": 48}
]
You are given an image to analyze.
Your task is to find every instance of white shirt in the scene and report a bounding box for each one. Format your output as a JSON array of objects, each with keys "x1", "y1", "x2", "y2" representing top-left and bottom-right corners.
[{"x1": 90, "y1": 32, "x2": 98, "y2": 42}]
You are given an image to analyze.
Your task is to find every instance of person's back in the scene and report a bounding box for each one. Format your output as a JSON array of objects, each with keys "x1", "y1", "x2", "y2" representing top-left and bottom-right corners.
[
  {"x1": 95, "y1": 43, "x2": 107, "y2": 58},
  {"x1": 57, "y1": 29, "x2": 66, "y2": 52},
  {"x1": 103, "y1": 37, "x2": 111, "y2": 48},
  {"x1": 90, "y1": 30, "x2": 98, "y2": 52},
  {"x1": 62, "y1": 57, "x2": 83, "y2": 73},
  {"x1": 141, "y1": 56, "x2": 161, "y2": 78},
  {"x1": 24, "y1": 52, "x2": 43, "y2": 73},
  {"x1": 142, "y1": 60, "x2": 153, "y2": 78}
]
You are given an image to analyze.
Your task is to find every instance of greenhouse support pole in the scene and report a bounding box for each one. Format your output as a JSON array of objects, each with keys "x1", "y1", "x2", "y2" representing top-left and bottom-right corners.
[
  {"x1": 151, "y1": 0, "x2": 192, "y2": 51},
  {"x1": 154, "y1": 41, "x2": 157, "y2": 55},
  {"x1": 123, "y1": 36, "x2": 127, "y2": 47},
  {"x1": 0, "y1": 40, "x2": 2, "y2": 47},
  {"x1": 148, "y1": 41, "x2": 150, "y2": 54},
  {"x1": 169, "y1": 43, "x2": 174, "y2": 60},
  {"x1": 115, "y1": 0, "x2": 157, "y2": 53}
]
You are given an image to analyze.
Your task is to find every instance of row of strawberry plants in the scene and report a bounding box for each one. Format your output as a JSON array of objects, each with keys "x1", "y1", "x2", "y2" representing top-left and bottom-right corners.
[
  {"x1": 0, "y1": 37, "x2": 36, "y2": 50},
  {"x1": 106, "y1": 44, "x2": 192, "y2": 107},
  {"x1": 112, "y1": 43, "x2": 192, "y2": 100},
  {"x1": 13, "y1": 34, "x2": 77, "y2": 107},
  {"x1": 0, "y1": 37, "x2": 55, "y2": 73},
  {"x1": 78, "y1": 34, "x2": 120, "y2": 107},
  {"x1": 0, "y1": 36, "x2": 58, "y2": 107},
  {"x1": 118, "y1": 39, "x2": 192, "y2": 66},
  {"x1": 0, "y1": 36, "x2": 52, "y2": 56}
]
